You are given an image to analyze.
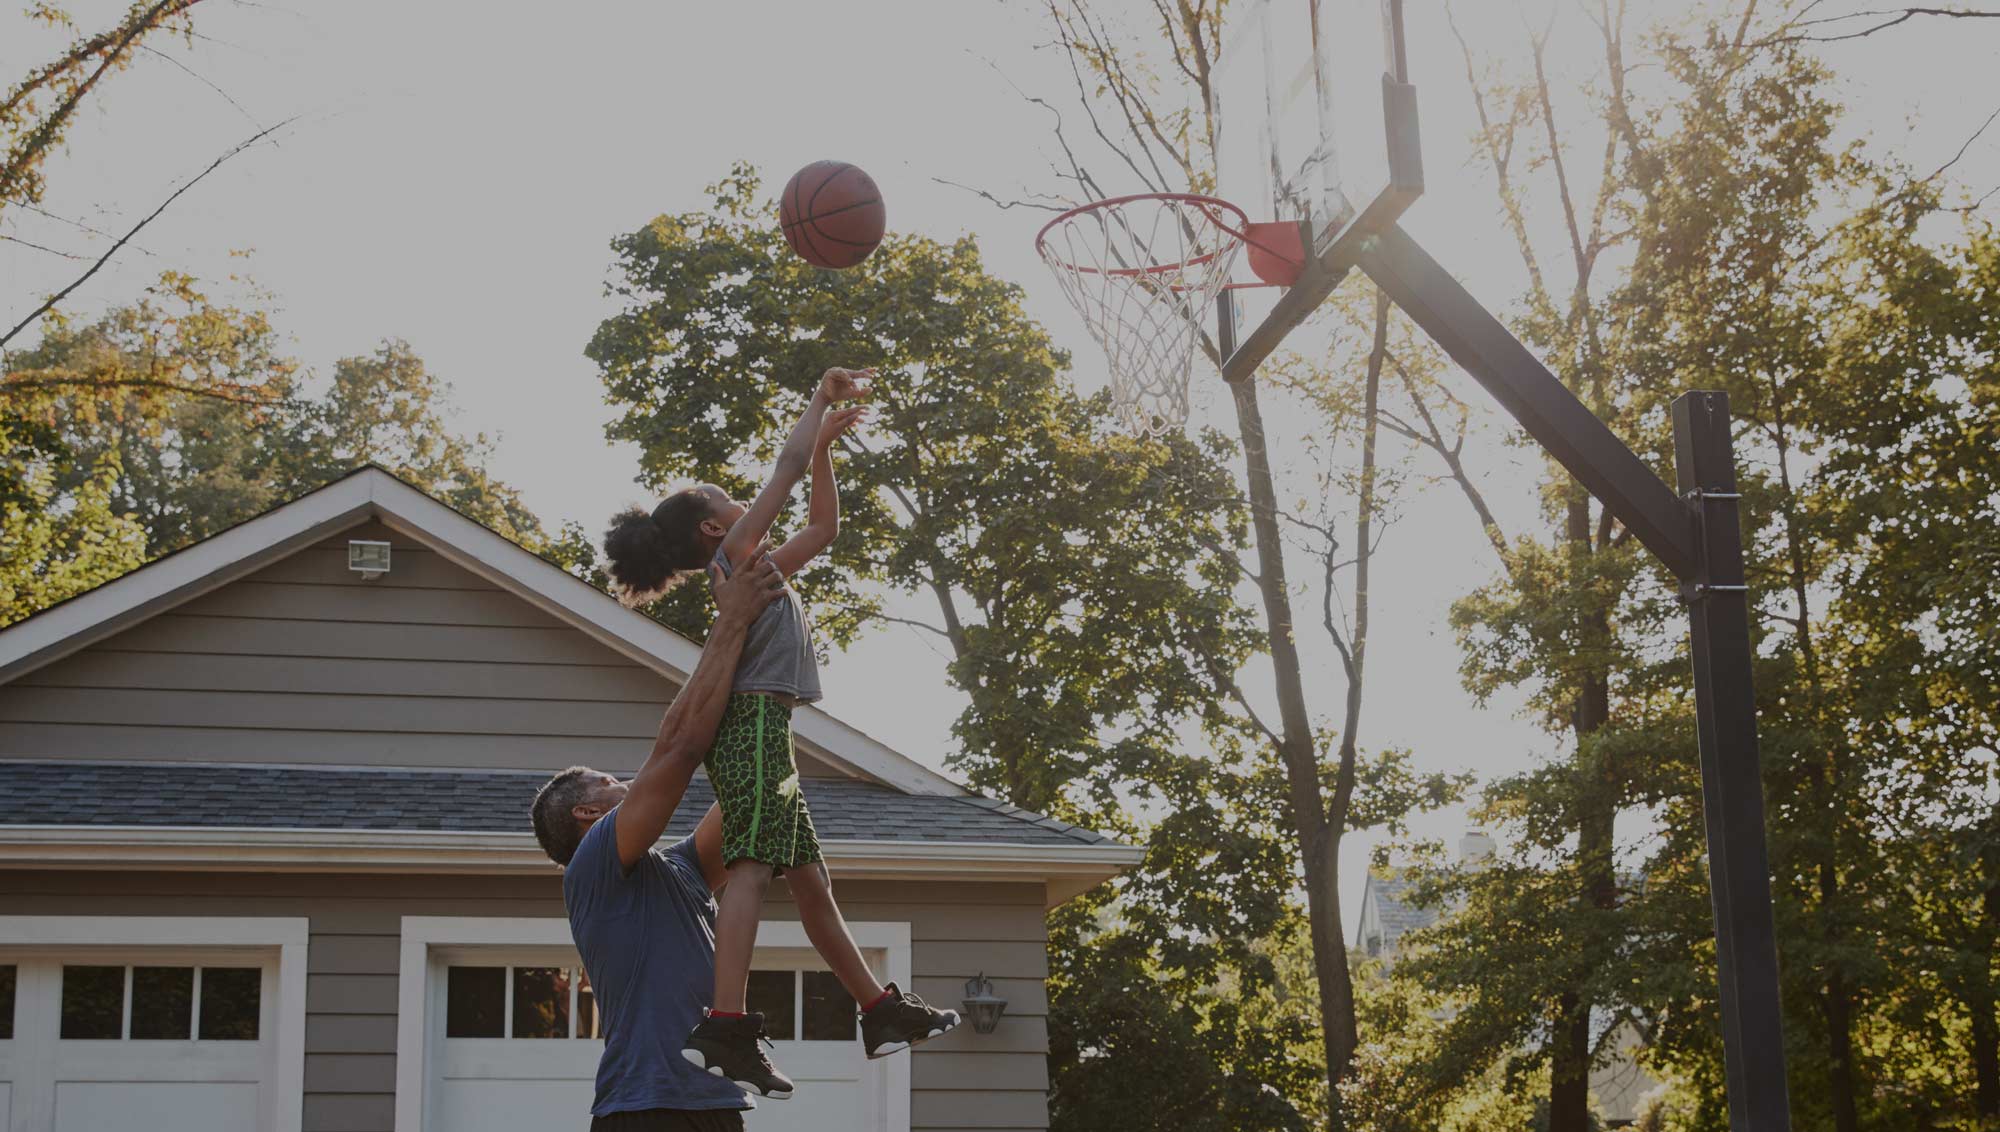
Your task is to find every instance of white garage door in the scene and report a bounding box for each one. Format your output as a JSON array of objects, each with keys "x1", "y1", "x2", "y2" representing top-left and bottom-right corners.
[
  {"x1": 427, "y1": 943, "x2": 889, "y2": 1132},
  {"x1": 0, "y1": 954, "x2": 276, "y2": 1132}
]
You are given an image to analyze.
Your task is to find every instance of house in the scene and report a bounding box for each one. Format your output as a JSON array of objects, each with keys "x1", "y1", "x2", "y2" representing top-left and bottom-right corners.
[
  {"x1": 1352, "y1": 832, "x2": 1657, "y2": 1126},
  {"x1": 0, "y1": 466, "x2": 1141, "y2": 1132}
]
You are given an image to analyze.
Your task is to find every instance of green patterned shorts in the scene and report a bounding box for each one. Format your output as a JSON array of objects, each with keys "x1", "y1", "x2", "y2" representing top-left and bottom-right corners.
[{"x1": 705, "y1": 693, "x2": 823, "y2": 872}]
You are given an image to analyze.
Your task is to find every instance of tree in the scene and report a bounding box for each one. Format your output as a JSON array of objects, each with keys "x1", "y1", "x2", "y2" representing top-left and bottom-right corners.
[
  {"x1": 2, "y1": 281, "x2": 546, "y2": 626},
  {"x1": 582, "y1": 168, "x2": 1377, "y2": 1126},
  {"x1": 2, "y1": 1, "x2": 290, "y2": 351},
  {"x1": 1394, "y1": 7, "x2": 2000, "y2": 1130},
  {"x1": 986, "y1": 8, "x2": 1470, "y2": 1119},
  {"x1": 0, "y1": 452, "x2": 145, "y2": 627}
]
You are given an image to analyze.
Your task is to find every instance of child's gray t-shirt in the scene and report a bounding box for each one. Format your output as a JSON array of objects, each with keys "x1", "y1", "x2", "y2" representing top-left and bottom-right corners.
[{"x1": 712, "y1": 547, "x2": 823, "y2": 704}]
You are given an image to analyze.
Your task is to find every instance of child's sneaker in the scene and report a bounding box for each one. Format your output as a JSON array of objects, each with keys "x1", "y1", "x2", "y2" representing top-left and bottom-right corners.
[
  {"x1": 681, "y1": 1011, "x2": 794, "y2": 1099},
  {"x1": 860, "y1": 983, "x2": 961, "y2": 1059}
]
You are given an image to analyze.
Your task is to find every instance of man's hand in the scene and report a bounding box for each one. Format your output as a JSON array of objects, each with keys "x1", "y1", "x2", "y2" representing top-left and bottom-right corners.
[
  {"x1": 709, "y1": 541, "x2": 785, "y2": 624},
  {"x1": 819, "y1": 366, "x2": 876, "y2": 403}
]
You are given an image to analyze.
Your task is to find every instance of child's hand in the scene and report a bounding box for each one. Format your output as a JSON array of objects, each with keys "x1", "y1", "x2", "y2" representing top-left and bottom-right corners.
[
  {"x1": 817, "y1": 405, "x2": 867, "y2": 449},
  {"x1": 820, "y1": 366, "x2": 876, "y2": 403}
]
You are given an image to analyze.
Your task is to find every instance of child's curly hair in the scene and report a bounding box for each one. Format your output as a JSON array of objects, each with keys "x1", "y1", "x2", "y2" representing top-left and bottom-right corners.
[{"x1": 603, "y1": 488, "x2": 714, "y2": 606}]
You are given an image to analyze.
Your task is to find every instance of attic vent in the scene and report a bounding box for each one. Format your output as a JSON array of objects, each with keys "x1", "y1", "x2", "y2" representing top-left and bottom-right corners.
[{"x1": 348, "y1": 540, "x2": 392, "y2": 580}]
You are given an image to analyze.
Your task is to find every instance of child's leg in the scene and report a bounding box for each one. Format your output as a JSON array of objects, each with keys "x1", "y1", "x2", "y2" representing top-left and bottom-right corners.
[
  {"x1": 787, "y1": 862, "x2": 885, "y2": 1006},
  {"x1": 711, "y1": 858, "x2": 774, "y2": 1013}
]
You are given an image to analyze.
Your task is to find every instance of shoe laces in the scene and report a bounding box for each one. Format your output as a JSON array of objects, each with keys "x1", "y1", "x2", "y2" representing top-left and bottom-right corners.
[{"x1": 896, "y1": 989, "x2": 934, "y2": 1012}]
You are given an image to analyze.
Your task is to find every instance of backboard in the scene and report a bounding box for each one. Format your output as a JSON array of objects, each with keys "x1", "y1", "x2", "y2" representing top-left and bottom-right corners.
[{"x1": 1211, "y1": 0, "x2": 1421, "y2": 368}]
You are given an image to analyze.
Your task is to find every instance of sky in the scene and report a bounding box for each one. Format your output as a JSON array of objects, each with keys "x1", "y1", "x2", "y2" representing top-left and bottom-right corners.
[{"x1": 6, "y1": 0, "x2": 1996, "y2": 933}]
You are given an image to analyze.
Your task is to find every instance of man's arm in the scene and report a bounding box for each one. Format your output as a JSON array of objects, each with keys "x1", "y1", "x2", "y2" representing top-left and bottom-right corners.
[{"x1": 614, "y1": 545, "x2": 782, "y2": 870}]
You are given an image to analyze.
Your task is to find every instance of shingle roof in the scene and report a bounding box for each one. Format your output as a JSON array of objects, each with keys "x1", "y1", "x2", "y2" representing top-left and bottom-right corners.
[
  {"x1": 0, "y1": 761, "x2": 1117, "y2": 848},
  {"x1": 1365, "y1": 871, "x2": 1443, "y2": 950}
]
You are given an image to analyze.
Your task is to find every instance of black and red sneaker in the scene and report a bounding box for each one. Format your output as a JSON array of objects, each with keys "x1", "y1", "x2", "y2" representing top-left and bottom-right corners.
[
  {"x1": 681, "y1": 1011, "x2": 794, "y2": 1099},
  {"x1": 860, "y1": 983, "x2": 961, "y2": 1059}
]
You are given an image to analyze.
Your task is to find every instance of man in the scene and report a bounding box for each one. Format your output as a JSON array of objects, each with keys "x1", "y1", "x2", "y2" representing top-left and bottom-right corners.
[{"x1": 529, "y1": 547, "x2": 777, "y2": 1132}]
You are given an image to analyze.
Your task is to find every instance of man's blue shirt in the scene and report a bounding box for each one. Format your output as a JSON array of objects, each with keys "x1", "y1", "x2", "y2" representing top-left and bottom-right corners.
[{"x1": 564, "y1": 809, "x2": 751, "y2": 1115}]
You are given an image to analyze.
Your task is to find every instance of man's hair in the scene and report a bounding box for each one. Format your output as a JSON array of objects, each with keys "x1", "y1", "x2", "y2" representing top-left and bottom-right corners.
[{"x1": 531, "y1": 766, "x2": 596, "y2": 866}]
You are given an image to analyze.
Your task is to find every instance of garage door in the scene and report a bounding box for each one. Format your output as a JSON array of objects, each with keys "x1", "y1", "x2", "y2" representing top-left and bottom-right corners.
[
  {"x1": 427, "y1": 944, "x2": 888, "y2": 1132},
  {"x1": 0, "y1": 954, "x2": 276, "y2": 1132}
]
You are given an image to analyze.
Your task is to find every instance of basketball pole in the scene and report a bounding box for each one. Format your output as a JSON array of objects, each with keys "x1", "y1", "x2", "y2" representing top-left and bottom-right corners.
[
  {"x1": 1344, "y1": 224, "x2": 1794, "y2": 1130},
  {"x1": 1203, "y1": 202, "x2": 1791, "y2": 1127},
  {"x1": 1077, "y1": 10, "x2": 1790, "y2": 1115}
]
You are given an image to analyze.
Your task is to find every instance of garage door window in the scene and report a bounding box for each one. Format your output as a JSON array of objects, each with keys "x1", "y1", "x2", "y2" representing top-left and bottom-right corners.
[
  {"x1": 56, "y1": 964, "x2": 261, "y2": 1040},
  {"x1": 446, "y1": 965, "x2": 598, "y2": 1039},
  {"x1": 747, "y1": 969, "x2": 856, "y2": 1042}
]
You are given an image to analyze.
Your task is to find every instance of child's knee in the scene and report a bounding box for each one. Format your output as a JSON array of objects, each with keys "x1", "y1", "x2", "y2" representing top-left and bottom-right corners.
[
  {"x1": 728, "y1": 859, "x2": 775, "y2": 893},
  {"x1": 788, "y1": 862, "x2": 833, "y2": 900}
]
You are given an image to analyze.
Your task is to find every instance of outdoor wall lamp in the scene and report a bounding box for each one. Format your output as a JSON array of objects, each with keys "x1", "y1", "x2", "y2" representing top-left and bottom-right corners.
[{"x1": 961, "y1": 973, "x2": 1007, "y2": 1034}]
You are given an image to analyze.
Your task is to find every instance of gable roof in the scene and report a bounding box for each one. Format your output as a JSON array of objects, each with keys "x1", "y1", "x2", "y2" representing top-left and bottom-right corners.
[{"x1": 0, "y1": 466, "x2": 960, "y2": 796}]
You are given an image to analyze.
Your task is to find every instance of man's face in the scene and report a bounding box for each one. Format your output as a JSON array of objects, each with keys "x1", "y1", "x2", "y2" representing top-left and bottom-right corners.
[{"x1": 574, "y1": 771, "x2": 629, "y2": 828}]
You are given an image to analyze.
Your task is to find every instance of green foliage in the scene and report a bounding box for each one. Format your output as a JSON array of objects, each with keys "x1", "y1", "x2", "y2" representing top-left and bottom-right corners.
[
  {"x1": 586, "y1": 162, "x2": 1257, "y2": 814},
  {"x1": 1377, "y1": 9, "x2": 2000, "y2": 1129},
  {"x1": 1046, "y1": 896, "x2": 1320, "y2": 1132},
  {"x1": 584, "y1": 165, "x2": 1369, "y2": 1127},
  {"x1": 0, "y1": 451, "x2": 145, "y2": 627},
  {"x1": 1, "y1": 278, "x2": 545, "y2": 622}
]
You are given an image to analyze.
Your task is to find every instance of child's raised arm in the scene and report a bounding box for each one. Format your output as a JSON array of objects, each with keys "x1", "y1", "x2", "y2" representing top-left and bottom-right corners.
[
  {"x1": 720, "y1": 367, "x2": 873, "y2": 569},
  {"x1": 769, "y1": 404, "x2": 865, "y2": 577}
]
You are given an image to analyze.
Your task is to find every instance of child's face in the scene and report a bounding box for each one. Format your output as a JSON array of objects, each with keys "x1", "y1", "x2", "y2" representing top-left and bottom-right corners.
[{"x1": 696, "y1": 483, "x2": 748, "y2": 536}]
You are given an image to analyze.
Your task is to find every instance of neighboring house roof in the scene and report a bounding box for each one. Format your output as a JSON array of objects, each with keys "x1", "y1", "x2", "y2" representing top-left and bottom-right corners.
[
  {"x1": 0, "y1": 760, "x2": 1112, "y2": 846},
  {"x1": 0, "y1": 465, "x2": 960, "y2": 796},
  {"x1": 1357, "y1": 870, "x2": 1443, "y2": 956}
]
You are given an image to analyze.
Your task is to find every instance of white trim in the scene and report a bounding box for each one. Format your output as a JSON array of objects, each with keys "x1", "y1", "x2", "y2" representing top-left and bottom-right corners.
[
  {"x1": 0, "y1": 466, "x2": 962, "y2": 796},
  {"x1": 393, "y1": 916, "x2": 912, "y2": 1132},
  {"x1": 0, "y1": 915, "x2": 309, "y2": 1132}
]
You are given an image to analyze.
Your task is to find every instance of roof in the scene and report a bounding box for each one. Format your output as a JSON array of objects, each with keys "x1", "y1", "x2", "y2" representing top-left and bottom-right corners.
[
  {"x1": 0, "y1": 465, "x2": 961, "y2": 797},
  {"x1": 0, "y1": 760, "x2": 1113, "y2": 847},
  {"x1": 1361, "y1": 870, "x2": 1443, "y2": 949}
]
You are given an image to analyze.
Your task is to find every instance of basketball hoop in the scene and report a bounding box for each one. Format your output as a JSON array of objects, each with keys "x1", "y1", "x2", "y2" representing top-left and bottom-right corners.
[{"x1": 1037, "y1": 193, "x2": 1297, "y2": 437}]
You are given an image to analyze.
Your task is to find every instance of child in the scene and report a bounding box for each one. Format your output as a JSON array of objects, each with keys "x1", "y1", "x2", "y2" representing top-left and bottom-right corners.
[{"x1": 602, "y1": 366, "x2": 959, "y2": 1100}]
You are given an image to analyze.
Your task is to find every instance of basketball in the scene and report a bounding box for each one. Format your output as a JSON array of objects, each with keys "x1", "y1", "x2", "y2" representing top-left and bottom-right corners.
[{"x1": 780, "y1": 161, "x2": 886, "y2": 269}]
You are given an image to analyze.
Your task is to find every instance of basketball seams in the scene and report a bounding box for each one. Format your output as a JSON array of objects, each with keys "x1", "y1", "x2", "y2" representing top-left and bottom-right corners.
[{"x1": 780, "y1": 160, "x2": 884, "y2": 269}]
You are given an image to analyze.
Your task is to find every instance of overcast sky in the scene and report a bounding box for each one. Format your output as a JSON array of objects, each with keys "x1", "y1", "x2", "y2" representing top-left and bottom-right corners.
[{"x1": 6, "y1": 0, "x2": 1995, "y2": 928}]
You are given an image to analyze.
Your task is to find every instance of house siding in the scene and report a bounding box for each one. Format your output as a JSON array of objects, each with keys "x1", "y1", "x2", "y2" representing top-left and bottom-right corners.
[
  {"x1": 0, "y1": 870, "x2": 1050, "y2": 1132},
  {"x1": 0, "y1": 521, "x2": 844, "y2": 778}
]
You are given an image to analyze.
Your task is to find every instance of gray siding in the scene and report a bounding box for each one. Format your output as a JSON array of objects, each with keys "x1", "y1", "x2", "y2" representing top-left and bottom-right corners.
[
  {"x1": 0, "y1": 871, "x2": 1051, "y2": 1132},
  {"x1": 0, "y1": 521, "x2": 844, "y2": 778}
]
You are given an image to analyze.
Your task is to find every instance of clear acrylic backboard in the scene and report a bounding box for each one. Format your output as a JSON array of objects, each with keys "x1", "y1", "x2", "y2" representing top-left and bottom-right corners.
[{"x1": 1211, "y1": 0, "x2": 1418, "y2": 348}]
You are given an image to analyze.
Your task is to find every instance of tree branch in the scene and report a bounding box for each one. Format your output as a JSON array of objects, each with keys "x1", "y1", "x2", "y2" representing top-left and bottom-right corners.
[
  {"x1": 1, "y1": 0, "x2": 210, "y2": 208},
  {"x1": 1760, "y1": 5, "x2": 2000, "y2": 44},
  {"x1": 2, "y1": 118, "x2": 295, "y2": 350}
]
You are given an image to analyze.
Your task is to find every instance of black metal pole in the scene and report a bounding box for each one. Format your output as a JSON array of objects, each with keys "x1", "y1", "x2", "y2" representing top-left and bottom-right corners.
[
  {"x1": 1673, "y1": 391, "x2": 1792, "y2": 1131},
  {"x1": 1355, "y1": 225, "x2": 1701, "y2": 578}
]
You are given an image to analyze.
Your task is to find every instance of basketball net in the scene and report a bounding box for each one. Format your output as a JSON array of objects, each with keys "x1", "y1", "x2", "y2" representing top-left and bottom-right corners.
[{"x1": 1036, "y1": 194, "x2": 1249, "y2": 437}]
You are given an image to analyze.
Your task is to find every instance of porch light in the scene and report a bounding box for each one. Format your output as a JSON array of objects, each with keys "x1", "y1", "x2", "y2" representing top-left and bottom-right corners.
[
  {"x1": 348, "y1": 540, "x2": 391, "y2": 580},
  {"x1": 961, "y1": 973, "x2": 1007, "y2": 1035}
]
